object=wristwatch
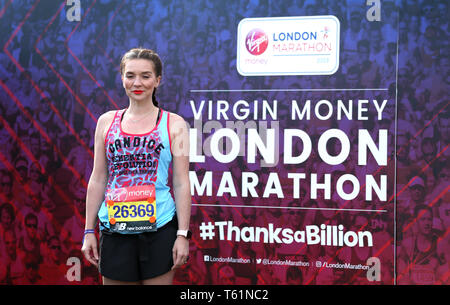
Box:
[177,229,192,239]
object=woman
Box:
[81,48,191,285]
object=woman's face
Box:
[1,209,12,228]
[122,59,161,103]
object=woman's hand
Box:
[81,233,99,267]
[171,236,189,270]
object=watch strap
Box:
[177,229,191,239]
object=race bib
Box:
[105,185,157,233]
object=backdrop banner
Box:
[0,0,448,285]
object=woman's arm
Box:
[169,113,191,269]
[81,111,113,266]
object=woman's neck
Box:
[127,99,157,116]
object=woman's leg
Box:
[102,276,140,285]
[141,269,175,285]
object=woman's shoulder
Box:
[165,110,188,134]
[97,110,120,126]
[164,109,185,124]
[95,110,122,135]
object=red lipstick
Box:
[132,90,144,95]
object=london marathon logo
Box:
[245,28,268,55]
[237,16,340,76]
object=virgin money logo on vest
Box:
[245,29,268,55]
[106,185,155,202]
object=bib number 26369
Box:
[106,185,157,233]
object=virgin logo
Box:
[245,29,268,55]
[106,185,155,202]
[107,188,128,202]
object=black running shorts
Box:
[99,216,177,282]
